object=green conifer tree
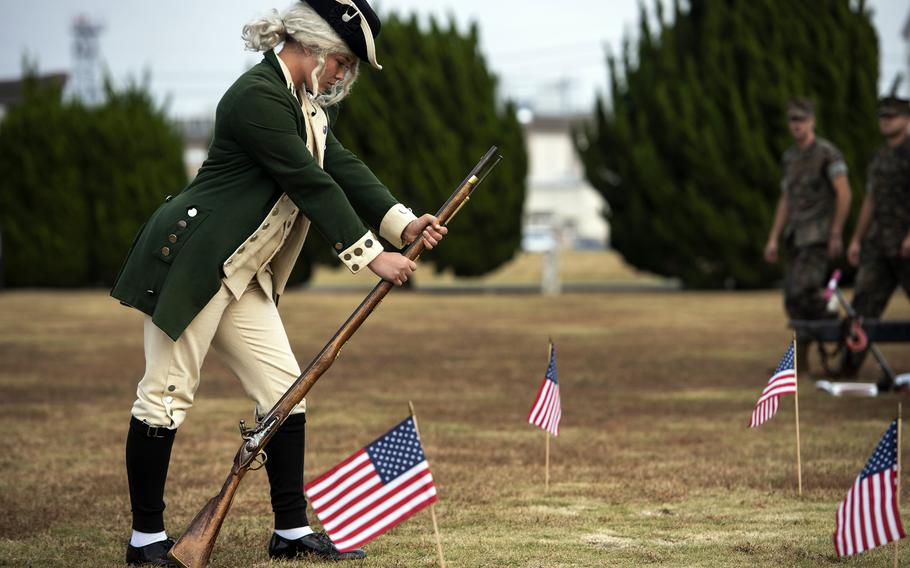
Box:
[290,14,527,284]
[576,0,878,288]
[0,76,91,286]
[0,73,186,286]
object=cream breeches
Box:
[131,276,303,429]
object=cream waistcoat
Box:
[222,60,328,301]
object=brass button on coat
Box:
[334,242,343,250]
[177,220,187,229]
[187,207,198,217]
[168,234,178,244]
[161,246,171,256]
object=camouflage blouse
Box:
[865,136,910,256]
[780,137,848,247]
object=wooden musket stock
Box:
[169,146,502,568]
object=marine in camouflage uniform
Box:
[842,94,910,378]
[765,99,852,320]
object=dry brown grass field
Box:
[308,250,674,290]
[1,287,909,567]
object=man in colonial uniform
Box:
[112,1,446,563]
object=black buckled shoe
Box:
[268,532,366,561]
[125,537,176,566]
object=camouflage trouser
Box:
[841,252,910,377]
[783,242,829,320]
[853,252,910,318]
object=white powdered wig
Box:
[241,2,360,106]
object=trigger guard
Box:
[249,451,268,471]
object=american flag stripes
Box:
[304,417,438,553]
[528,342,562,436]
[833,420,905,557]
[748,342,798,428]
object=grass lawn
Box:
[307,250,675,290]
[1,288,908,567]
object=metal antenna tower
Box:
[68,15,104,105]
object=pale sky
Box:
[1,0,908,118]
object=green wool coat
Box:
[111,50,400,340]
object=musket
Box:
[169,146,502,568]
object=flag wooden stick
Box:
[545,339,553,493]
[895,402,903,568]
[545,432,550,493]
[408,401,447,568]
[793,336,803,497]
[428,501,446,568]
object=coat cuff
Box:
[337,231,382,274]
[379,204,418,249]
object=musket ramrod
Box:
[168,146,502,568]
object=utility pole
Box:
[541,224,562,296]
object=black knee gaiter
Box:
[125,416,177,533]
[263,413,308,529]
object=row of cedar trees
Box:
[576,0,880,288]
[0,15,527,288]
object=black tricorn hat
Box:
[305,0,382,70]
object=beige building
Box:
[521,113,609,251]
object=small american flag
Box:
[528,342,562,436]
[748,342,797,428]
[833,419,905,557]
[304,417,437,553]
